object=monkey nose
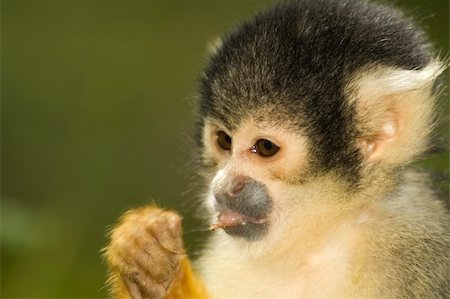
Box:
[227,176,248,197]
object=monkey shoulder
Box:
[355,179,450,298]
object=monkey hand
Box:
[105,206,184,299]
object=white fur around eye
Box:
[212,169,226,186]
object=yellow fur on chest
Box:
[201,229,355,299]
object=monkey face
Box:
[202,117,309,241]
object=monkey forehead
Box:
[199,0,431,126]
[198,0,433,181]
[205,112,301,139]
[204,105,300,133]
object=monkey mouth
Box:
[210,210,268,230]
[209,210,270,240]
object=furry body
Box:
[105,0,449,298]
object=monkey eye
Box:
[253,139,280,157]
[216,131,232,151]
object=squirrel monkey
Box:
[104,0,449,298]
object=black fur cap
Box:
[197,0,432,181]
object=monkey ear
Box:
[347,62,444,166]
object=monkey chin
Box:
[210,209,270,241]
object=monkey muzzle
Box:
[210,176,273,241]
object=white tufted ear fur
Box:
[346,61,445,166]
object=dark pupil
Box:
[217,131,232,150]
[263,141,272,151]
[257,139,279,157]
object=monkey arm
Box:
[105,206,209,299]
[165,257,209,299]
[108,256,208,299]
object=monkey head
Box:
[195,0,443,244]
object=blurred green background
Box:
[1,0,448,298]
